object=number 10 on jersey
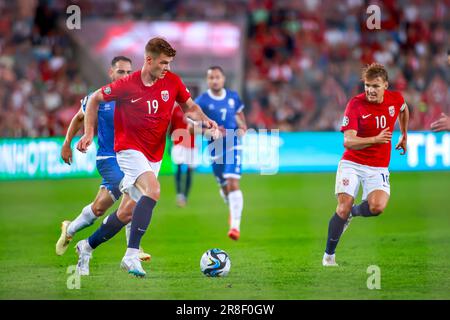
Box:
[147,100,159,114]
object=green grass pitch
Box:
[0,171,449,299]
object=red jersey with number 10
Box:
[101,70,191,162]
[340,90,407,168]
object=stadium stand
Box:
[0,0,448,136]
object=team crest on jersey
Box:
[342,178,349,186]
[228,98,235,108]
[342,116,349,127]
[161,90,169,102]
[104,86,111,95]
[208,104,215,110]
[389,105,395,117]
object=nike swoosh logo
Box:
[362,114,372,119]
[131,98,142,103]
[138,228,146,232]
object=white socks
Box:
[228,190,243,231]
[83,240,94,253]
[125,247,140,257]
[67,203,97,237]
[125,222,131,245]
[219,188,229,204]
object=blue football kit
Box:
[195,89,244,186]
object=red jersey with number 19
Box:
[340,90,407,168]
[101,70,191,162]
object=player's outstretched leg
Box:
[121,172,158,277]
[56,203,97,256]
[56,188,114,255]
[226,178,243,241]
[323,194,353,266]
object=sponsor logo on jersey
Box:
[342,116,349,126]
[228,98,235,108]
[102,103,111,111]
[161,90,170,102]
[208,104,215,110]
[362,114,372,119]
[104,86,111,95]
[389,105,395,117]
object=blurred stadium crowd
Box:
[0,0,448,136]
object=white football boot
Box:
[56,220,72,255]
[121,255,146,277]
[75,240,92,276]
[322,253,339,267]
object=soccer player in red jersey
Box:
[169,104,196,207]
[323,63,409,266]
[77,37,218,277]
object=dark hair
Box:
[362,63,388,82]
[111,56,132,67]
[145,37,176,58]
[207,66,225,75]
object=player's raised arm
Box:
[61,107,85,164]
[343,128,392,150]
[77,89,104,153]
[395,103,409,155]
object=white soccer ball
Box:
[200,248,231,277]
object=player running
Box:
[76,37,218,277]
[56,56,150,263]
[195,66,247,241]
[323,63,409,266]
[169,104,196,207]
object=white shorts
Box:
[117,149,162,202]
[335,160,390,201]
[171,144,197,168]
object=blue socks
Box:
[175,165,192,199]
[88,211,126,249]
[175,165,182,195]
[351,201,375,217]
[325,213,347,255]
[128,196,157,249]
[185,167,192,198]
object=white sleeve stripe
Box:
[237,105,244,113]
[400,102,407,112]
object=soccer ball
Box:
[200,248,231,277]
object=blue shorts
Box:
[96,157,124,201]
[211,148,242,187]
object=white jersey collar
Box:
[207,89,226,101]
